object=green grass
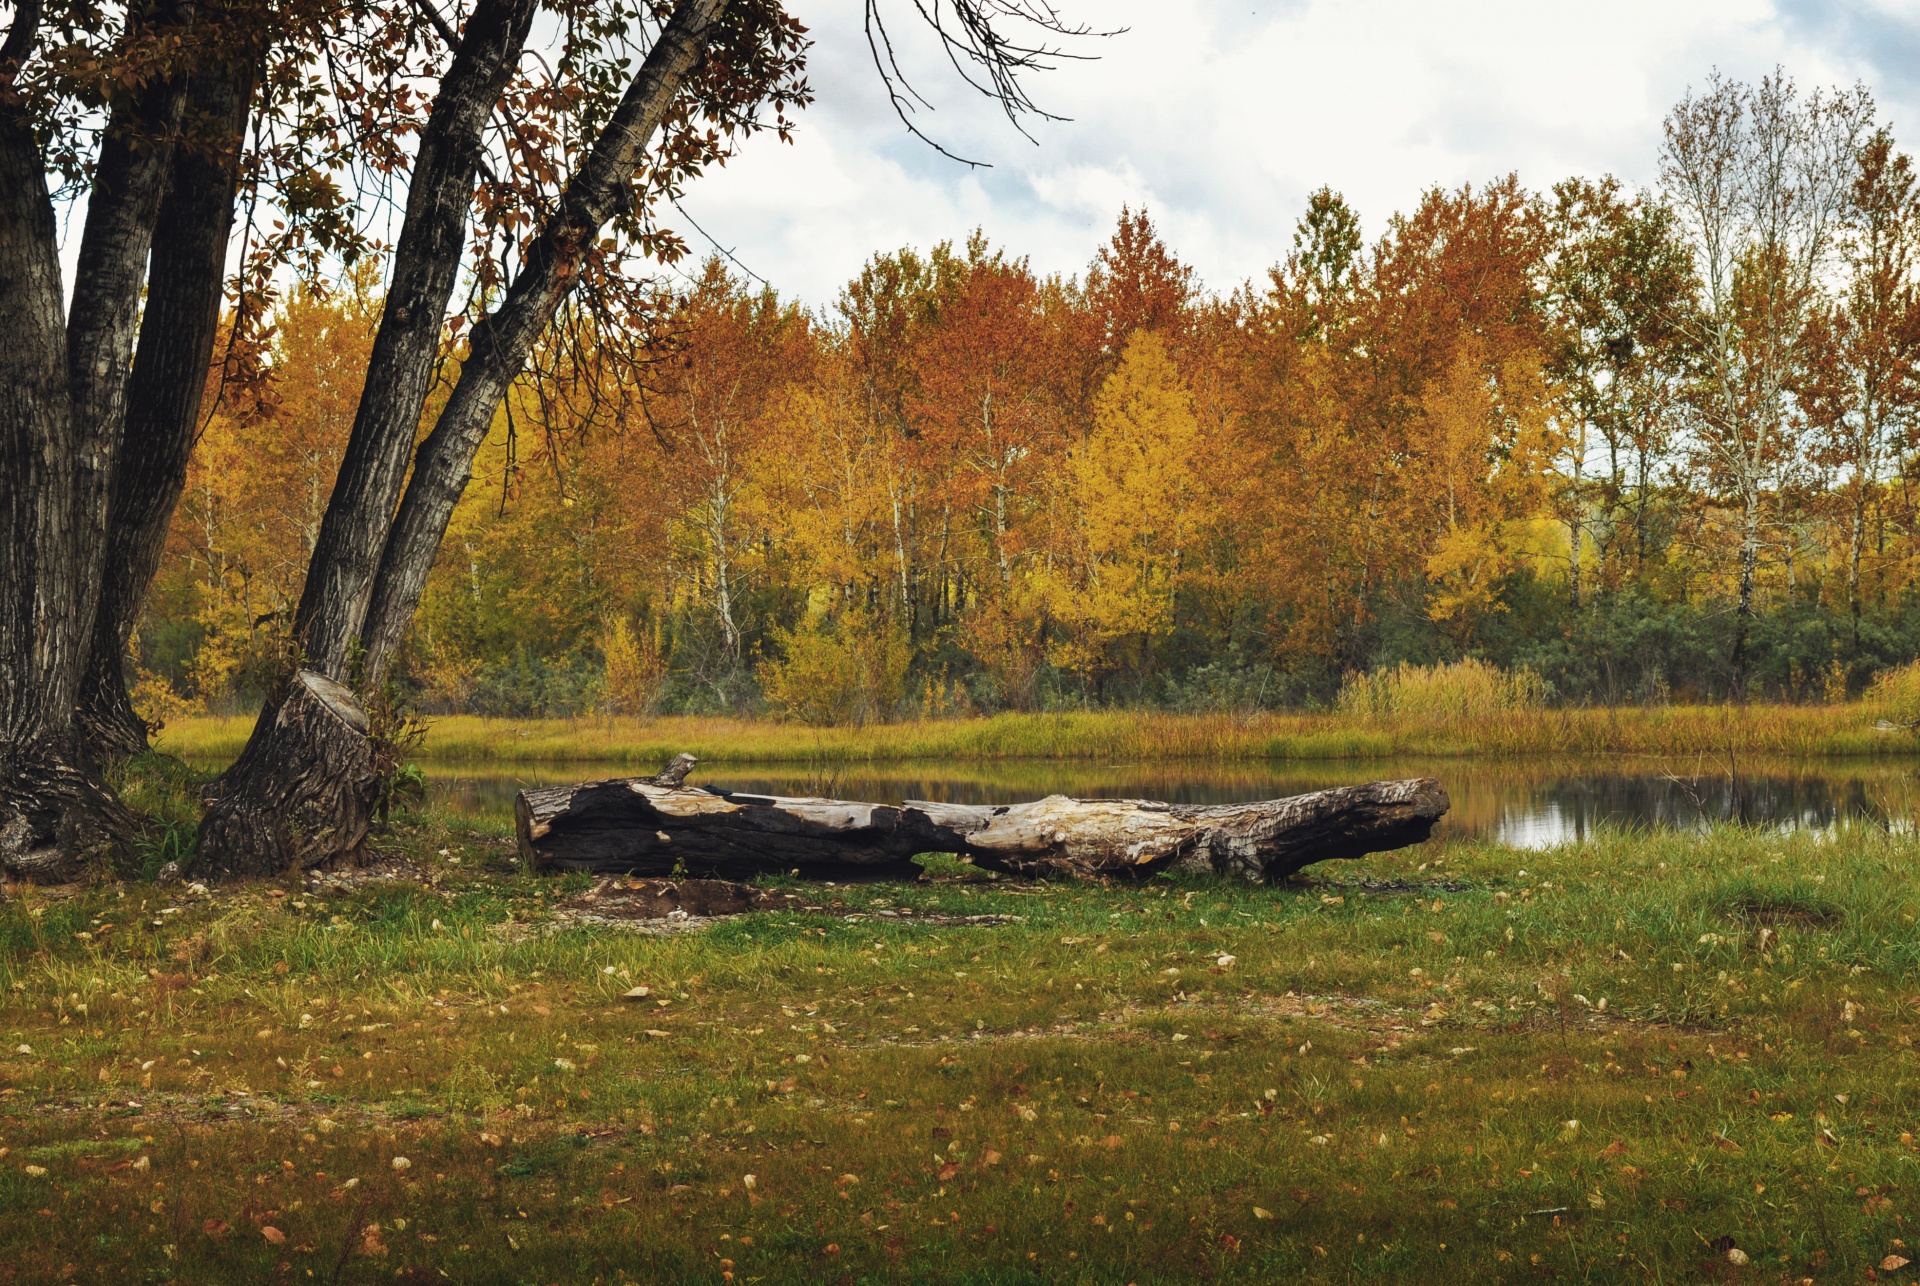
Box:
[4,781,1920,1281]
[159,703,1920,767]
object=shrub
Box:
[759,609,910,726]
[1337,657,1547,719]
[1866,658,1920,727]
[599,617,666,717]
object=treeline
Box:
[138,75,1920,722]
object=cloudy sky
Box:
[658,0,1920,307]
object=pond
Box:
[412,757,1920,849]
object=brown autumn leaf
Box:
[1099,1135,1124,1150]
[201,1218,229,1239]
[260,1226,286,1245]
[1883,1254,1911,1272]
[936,1162,960,1181]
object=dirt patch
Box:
[1726,898,1841,929]
[569,878,808,920]
[552,878,1025,934]
[1307,878,1476,895]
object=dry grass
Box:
[158,701,1915,768]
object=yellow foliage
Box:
[758,608,911,726]
[1045,331,1205,677]
[1338,658,1547,720]
[1417,346,1562,639]
[600,617,666,716]
[1867,660,1920,725]
[129,668,201,733]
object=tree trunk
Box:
[205,0,730,877]
[198,0,542,875]
[516,768,1448,883]
[79,54,260,760]
[0,2,182,878]
[357,0,728,687]
[279,0,543,684]
[197,671,377,878]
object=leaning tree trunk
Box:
[202,0,728,878]
[197,671,378,878]
[197,0,544,875]
[79,53,261,761]
[516,766,1448,882]
[358,0,729,687]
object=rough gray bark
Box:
[0,0,186,878]
[283,0,544,684]
[516,771,1448,882]
[359,0,728,687]
[914,778,1450,880]
[79,54,260,760]
[197,671,378,878]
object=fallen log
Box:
[516,757,1448,882]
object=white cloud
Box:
[664,0,1920,306]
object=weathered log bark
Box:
[196,671,377,879]
[912,777,1451,881]
[516,779,941,880]
[516,764,1448,883]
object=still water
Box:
[420,757,1920,849]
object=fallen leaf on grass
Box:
[937,1163,960,1181]
[261,1227,286,1245]
[201,1219,228,1239]
[1253,1207,1273,1220]
[1726,1247,1749,1265]
[1884,1255,1911,1272]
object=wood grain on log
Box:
[517,764,1448,883]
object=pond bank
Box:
[158,704,1920,766]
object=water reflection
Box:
[419,757,1920,850]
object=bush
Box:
[1337,657,1547,719]
[759,610,910,726]
[1866,659,1920,727]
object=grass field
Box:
[3,782,1919,1282]
[157,703,1920,766]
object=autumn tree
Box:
[1801,129,1920,647]
[1044,331,1206,683]
[1542,176,1695,601]
[1660,71,1873,684]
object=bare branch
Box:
[864,0,1115,168]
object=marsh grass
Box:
[1336,659,1548,720]
[159,701,1920,768]
[2,793,1919,1282]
